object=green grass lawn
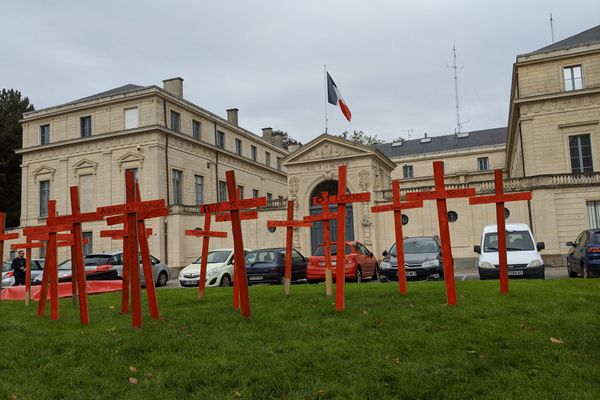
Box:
[1,279,600,399]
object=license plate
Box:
[406,271,417,277]
[184,280,198,285]
[508,270,523,276]
[248,276,263,281]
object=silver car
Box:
[84,251,170,287]
[2,259,45,287]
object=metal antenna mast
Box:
[447,45,464,134]
[550,13,555,43]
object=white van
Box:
[474,223,545,280]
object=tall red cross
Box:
[304,192,337,297]
[267,200,311,295]
[185,211,227,301]
[200,170,267,318]
[96,171,167,328]
[406,161,475,306]
[469,169,532,294]
[9,239,42,306]
[371,180,423,295]
[312,165,371,312]
[0,212,19,302]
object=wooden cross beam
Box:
[469,169,532,295]
[371,180,423,295]
[9,239,42,306]
[312,165,372,312]
[184,211,228,301]
[406,161,475,306]
[215,210,258,222]
[199,171,266,318]
[304,192,337,297]
[267,200,311,295]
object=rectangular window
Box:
[569,134,593,174]
[170,110,181,132]
[124,107,139,129]
[79,174,94,212]
[40,124,50,145]
[267,192,273,202]
[194,175,203,205]
[82,232,93,255]
[402,165,414,179]
[192,120,201,140]
[39,180,50,217]
[277,157,282,171]
[251,145,257,161]
[237,185,244,199]
[477,157,490,171]
[39,241,47,259]
[80,116,92,137]
[265,151,271,167]
[563,65,583,91]
[172,169,183,205]
[235,138,242,156]
[587,201,600,229]
[216,130,225,149]
[253,189,259,198]
[219,180,228,202]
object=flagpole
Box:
[324,64,328,134]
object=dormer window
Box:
[563,65,583,91]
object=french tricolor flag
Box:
[327,72,352,122]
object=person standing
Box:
[11,250,26,286]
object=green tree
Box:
[338,130,384,146]
[0,89,34,227]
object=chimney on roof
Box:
[226,108,239,126]
[262,127,273,143]
[288,143,302,153]
[271,130,284,148]
[163,77,184,98]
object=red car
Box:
[307,241,378,283]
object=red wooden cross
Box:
[406,161,475,306]
[185,211,227,301]
[371,180,423,295]
[215,210,258,222]
[469,169,532,294]
[304,192,337,297]
[312,165,371,312]
[96,171,167,328]
[0,213,19,288]
[200,171,267,318]
[267,200,311,295]
[9,239,42,306]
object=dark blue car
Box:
[245,248,308,284]
[566,229,600,278]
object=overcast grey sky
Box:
[1,1,598,143]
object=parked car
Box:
[566,228,600,278]
[245,248,308,284]
[306,241,378,283]
[32,259,120,285]
[2,259,45,287]
[179,248,251,288]
[83,252,170,287]
[379,236,444,282]
[474,223,545,280]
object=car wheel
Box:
[567,262,578,278]
[220,274,232,287]
[372,263,379,280]
[156,271,168,287]
[356,268,362,283]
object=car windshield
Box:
[246,251,279,264]
[193,251,231,264]
[84,255,112,266]
[313,244,351,256]
[484,230,535,252]
[58,260,72,270]
[390,238,438,255]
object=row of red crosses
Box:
[0,170,168,328]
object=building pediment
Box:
[283,134,396,170]
[116,152,144,170]
[32,165,56,181]
[72,159,99,174]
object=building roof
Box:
[524,24,600,56]
[375,127,506,159]
[67,84,147,105]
